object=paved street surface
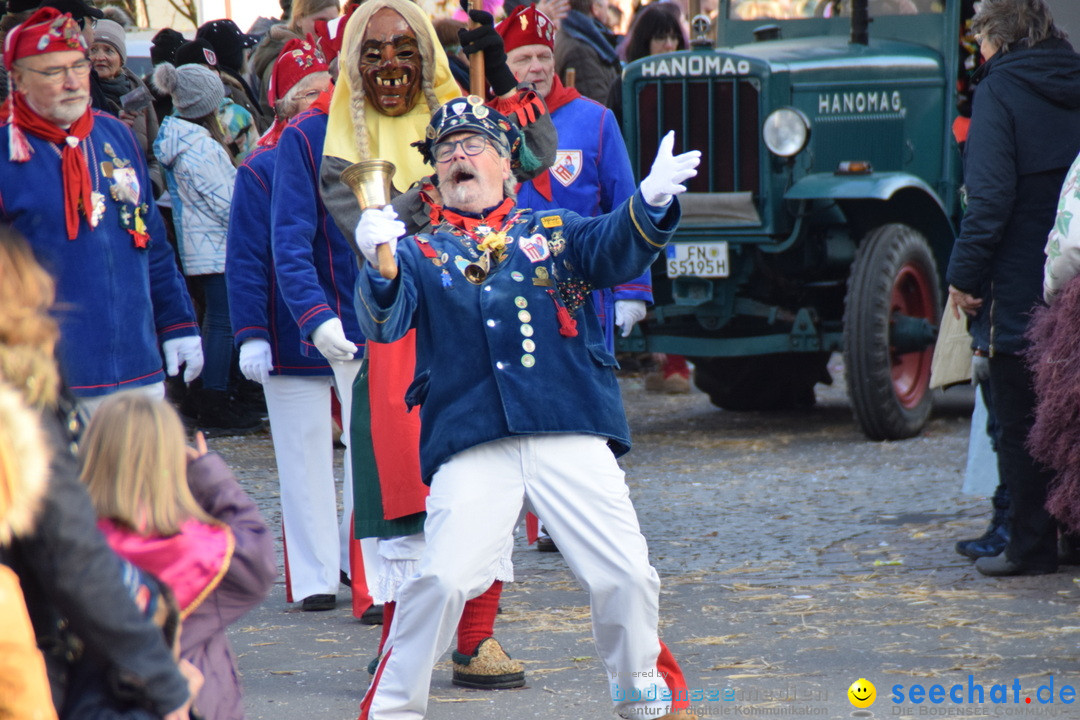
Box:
[211,358,1080,720]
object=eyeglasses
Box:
[433,135,490,163]
[17,59,93,84]
[296,89,323,103]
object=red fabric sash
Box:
[528,77,580,202]
[368,331,428,520]
[13,93,94,240]
[98,517,234,618]
[437,197,517,235]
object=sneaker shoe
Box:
[956,523,1008,560]
[644,371,666,392]
[662,372,691,394]
[300,593,337,611]
[536,530,559,553]
[360,604,384,625]
[974,554,1056,577]
[452,637,525,689]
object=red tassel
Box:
[9,121,31,163]
[556,304,577,337]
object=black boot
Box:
[956,511,1009,560]
[189,388,263,437]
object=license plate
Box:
[666,242,730,278]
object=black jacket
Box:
[0,402,190,717]
[947,37,1080,355]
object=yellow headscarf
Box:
[324,0,462,190]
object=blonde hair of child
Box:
[80,393,216,535]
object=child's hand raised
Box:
[186,431,208,462]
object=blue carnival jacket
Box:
[271,107,366,360]
[355,191,678,482]
[946,37,1080,355]
[0,111,198,397]
[226,144,332,376]
[517,95,652,353]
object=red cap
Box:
[497,5,556,53]
[267,37,330,109]
[3,7,87,72]
[312,4,356,64]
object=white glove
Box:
[162,336,204,383]
[354,206,405,267]
[239,338,273,385]
[614,299,647,338]
[311,317,358,362]
[639,131,702,208]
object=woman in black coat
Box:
[946,0,1080,577]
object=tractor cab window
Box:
[728,0,942,20]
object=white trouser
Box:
[366,434,671,720]
[264,360,376,599]
[76,382,165,423]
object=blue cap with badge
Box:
[414,95,525,170]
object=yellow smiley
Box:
[847,678,876,708]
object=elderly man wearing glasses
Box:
[0,7,202,419]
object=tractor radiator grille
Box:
[634,78,760,194]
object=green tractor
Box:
[619,0,976,439]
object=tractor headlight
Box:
[762,107,810,158]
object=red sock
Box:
[377,601,395,656]
[456,581,502,655]
[663,354,690,378]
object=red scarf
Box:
[12,93,94,240]
[529,76,581,202]
[436,197,517,236]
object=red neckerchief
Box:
[438,197,517,238]
[528,77,581,202]
[13,93,94,240]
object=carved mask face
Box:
[359,8,421,117]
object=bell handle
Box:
[376,240,398,280]
[468,0,486,97]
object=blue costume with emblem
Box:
[516,94,652,352]
[272,105,366,357]
[227,143,332,376]
[355,191,677,482]
[0,110,198,397]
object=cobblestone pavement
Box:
[211,361,1080,720]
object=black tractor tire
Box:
[843,223,941,440]
[692,352,832,412]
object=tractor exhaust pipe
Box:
[851,0,869,45]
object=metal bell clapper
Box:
[341,160,398,280]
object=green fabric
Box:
[351,359,426,539]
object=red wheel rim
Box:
[890,262,935,409]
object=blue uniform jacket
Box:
[355,191,678,482]
[226,144,332,376]
[946,38,1080,355]
[271,107,366,360]
[0,111,198,397]
[516,96,652,352]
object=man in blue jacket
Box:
[352,98,700,720]
[947,0,1080,577]
[0,6,202,418]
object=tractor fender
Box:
[785,172,956,283]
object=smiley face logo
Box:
[847,678,876,708]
